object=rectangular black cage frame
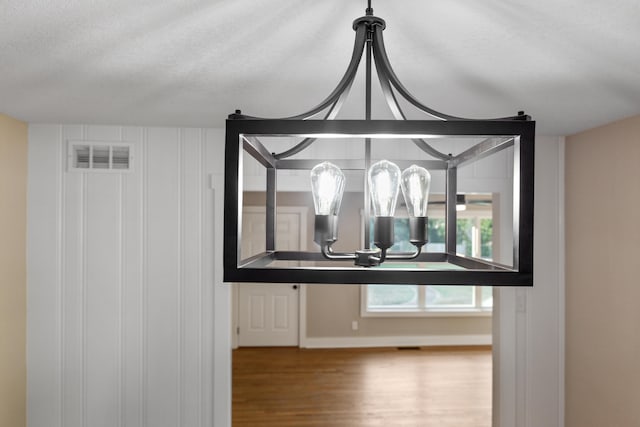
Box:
[224,119,535,286]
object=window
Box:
[362,195,494,317]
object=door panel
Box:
[236,208,305,346]
[238,284,299,346]
[248,295,265,330]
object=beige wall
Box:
[244,191,492,338]
[566,115,640,426]
[0,114,28,427]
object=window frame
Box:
[361,285,493,317]
[360,198,495,318]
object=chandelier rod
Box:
[363,11,373,249]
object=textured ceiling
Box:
[1,0,639,135]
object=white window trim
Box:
[360,286,493,318]
[360,195,495,318]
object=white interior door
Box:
[238,283,300,346]
[236,207,306,347]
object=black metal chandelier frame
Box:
[223,3,535,286]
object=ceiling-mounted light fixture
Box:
[224,1,535,285]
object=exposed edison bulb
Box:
[368,160,401,217]
[400,165,431,217]
[310,162,345,216]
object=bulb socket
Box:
[374,216,395,250]
[409,216,429,247]
[314,214,338,245]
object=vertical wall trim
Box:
[58,125,65,427]
[118,171,125,427]
[81,125,88,427]
[118,129,125,427]
[178,129,184,427]
[522,136,565,427]
[198,130,204,427]
[522,291,530,427]
[557,139,566,427]
[141,129,148,427]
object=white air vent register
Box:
[68,141,133,172]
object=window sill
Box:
[361,308,493,318]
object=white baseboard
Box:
[301,334,492,349]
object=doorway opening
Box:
[231,199,494,426]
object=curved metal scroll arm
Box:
[274,76,356,159]
[273,138,315,160]
[372,25,527,122]
[373,50,451,160]
[234,24,368,121]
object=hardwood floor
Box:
[233,346,492,427]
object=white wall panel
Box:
[526,136,565,427]
[27,124,64,427]
[180,128,205,427]
[208,129,230,427]
[86,172,121,427]
[122,126,145,427]
[28,124,223,427]
[59,125,83,427]
[493,136,565,427]
[145,127,181,427]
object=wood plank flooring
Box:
[233,346,492,427]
